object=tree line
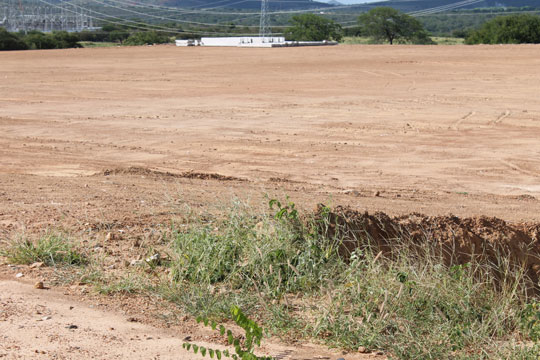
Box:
[0,26,174,51]
[2,8,540,50]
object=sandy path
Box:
[0,275,376,360]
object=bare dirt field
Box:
[1,44,540,358]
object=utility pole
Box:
[259,0,270,42]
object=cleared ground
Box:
[1,44,540,357]
[1,44,540,227]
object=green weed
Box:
[1,234,86,267]
[157,199,538,359]
[183,306,273,360]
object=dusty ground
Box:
[1,275,378,360]
[1,44,540,358]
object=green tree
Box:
[358,7,434,45]
[284,14,343,42]
[123,31,171,46]
[22,31,58,49]
[466,14,540,44]
[21,31,80,50]
[51,31,81,48]
[0,28,28,50]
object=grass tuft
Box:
[1,234,86,267]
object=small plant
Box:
[183,306,273,360]
[1,234,86,267]
[520,300,540,342]
[269,197,298,222]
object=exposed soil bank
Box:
[324,206,540,288]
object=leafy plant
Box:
[268,197,298,222]
[183,306,273,360]
[520,300,540,342]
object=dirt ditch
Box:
[323,206,540,289]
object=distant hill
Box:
[152,0,540,13]
[161,0,333,11]
[155,0,540,11]
[362,0,540,12]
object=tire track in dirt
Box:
[450,111,475,130]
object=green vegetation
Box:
[284,14,343,42]
[23,31,81,50]
[431,36,464,45]
[79,41,118,48]
[358,7,435,45]
[1,199,539,358]
[465,14,540,44]
[151,200,538,358]
[0,30,82,51]
[1,234,86,267]
[183,306,272,360]
[0,26,173,51]
[0,28,29,50]
[123,31,172,46]
[341,36,373,45]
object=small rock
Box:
[375,351,384,355]
[145,253,160,265]
[66,324,78,330]
[15,273,24,278]
[130,259,143,266]
[34,281,44,289]
[42,316,51,321]
[30,262,44,269]
[374,191,381,197]
[358,346,368,353]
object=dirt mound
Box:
[102,167,246,182]
[322,206,540,288]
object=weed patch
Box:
[154,200,539,359]
[1,234,87,267]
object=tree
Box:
[284,14,343,42]
[358,7,434,45]
[465,14,540,44]
[123,31,171,46]
[0,28,28,51]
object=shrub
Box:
[123,31,171,46]
[0,28,28,50]
[22,31,81,50]
[466,14,540,44]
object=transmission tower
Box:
[259,0,270,41]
